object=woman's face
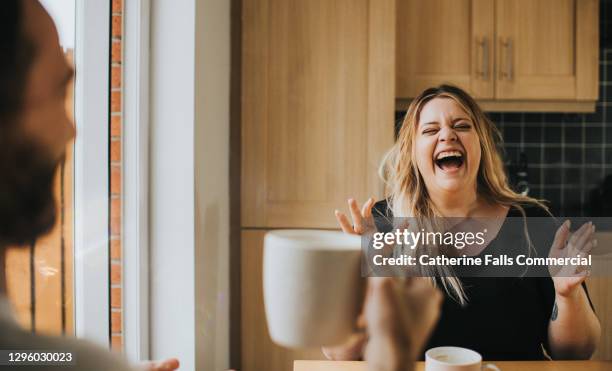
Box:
[414,97,481,194]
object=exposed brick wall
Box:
[110,0,123,352]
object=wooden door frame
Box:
[229,0,243,368]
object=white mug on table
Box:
[425,347,500,371]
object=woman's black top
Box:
[372,200,594,361]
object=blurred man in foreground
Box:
[0,1,177,370]
[326,277,442,371]
[0,1,441,371]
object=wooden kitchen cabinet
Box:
[396,0,495,99]
[496,0,598,100]
[242,0,395,228]
[588,232,612,361]
[396,0,599,112]
[241,231,325,371]
[588,277,612,361]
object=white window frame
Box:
[106,1,232,369]
[146,1,231,369]
[123,0,151,362]
[74,0,152,356]
[73,0,111,347]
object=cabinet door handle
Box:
[476,38,484,79]
[476,38,489,80]
[506,38,513,81]
[500,38,513,81]
[482,37,489,80]
[476,37,489,80]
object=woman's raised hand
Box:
[549,220,597,297]
[335,198,376,235]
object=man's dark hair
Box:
[0,0,57,246]
[0,1,32,117]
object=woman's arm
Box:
[547,221,601,359]
[548,286,601,359]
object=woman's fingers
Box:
[349,199,365,234]
[568,222,590,247]
[337,198,378,235]
[573,223,595,251]
[362,197,377,229]
[552,220,571,250]
[335,210,356,235]
[361,197,375,219]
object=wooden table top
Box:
[294,360,612,371]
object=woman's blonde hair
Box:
[379,85,549,304]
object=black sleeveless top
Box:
[372,200,594,361]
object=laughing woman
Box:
[325,85,601,361]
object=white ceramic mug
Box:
[425,347,500,371]
[263,229,363,348]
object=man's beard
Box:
[0,135,61,246]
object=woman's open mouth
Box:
[434,150,465,173]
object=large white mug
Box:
[263,229,363,348]
[425,347,500,371]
